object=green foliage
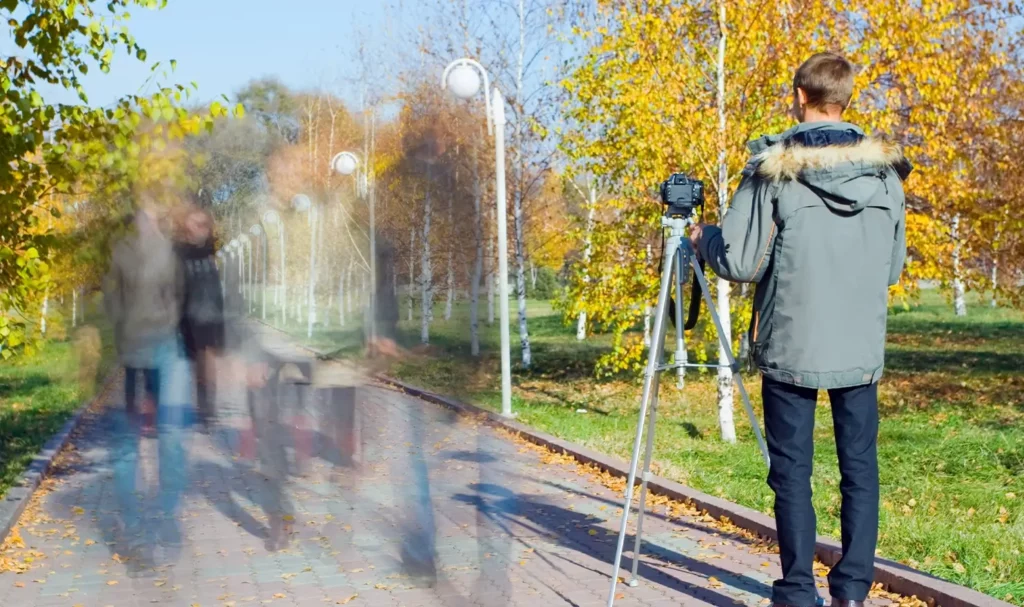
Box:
[0,0,227,359]
[529,266,561,300]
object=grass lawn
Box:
[0,298,115,498]
[268,289,1023,604]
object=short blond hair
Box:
[794,52,855,112]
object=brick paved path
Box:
[1,361,895,607]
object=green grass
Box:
[0,297,116,498]
[269,289,1024,604]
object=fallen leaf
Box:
[708,576,723,588]
[336,595,358,605]
[72,507,85,515]
[349,568,363,573]
[273,593,287,599]
[953,563,967,574]
[33,579,46,584]
[14,582,25,588]
[84,539,95,546]
[107,580,119,586]
[154,580,166,587]
[615,593,625,600]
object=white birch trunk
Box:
[512,0,532,368]
[487,232,496,325]
[422,184,434,343]
[471,142,484,356]
[990,259,998,308]
[951,213,967,317]
[716,0,736,444]
[409,227,416,323]
[40,290,48,337]
[530,260,537,292]
[577,182,596,341]
[338,271,346,326]
[72,288,78,328]
[445,179,455,321]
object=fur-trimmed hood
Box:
[755,136,904,181]
[745,122,909,213]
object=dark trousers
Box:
[124,367,159,414]
[762,376,880,606]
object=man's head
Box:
[791,52,855,123]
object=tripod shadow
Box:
[452,482,773,605]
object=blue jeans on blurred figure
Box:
[112,336,194,548]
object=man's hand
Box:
[689,223,707,248]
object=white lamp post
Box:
[263,210,286,324]
[228,238,242,299]
[292,193,317,339]
[332,150,376,352]
[238,234,252,312]
[442,57,513,418]
[250,224,266,320]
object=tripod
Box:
[606,215,771,607]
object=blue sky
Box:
[36,0,416,108]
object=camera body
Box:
[660,173,705,218]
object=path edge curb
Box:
[377,374,1011,607]
[0,370,118,546]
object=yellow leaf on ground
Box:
[273,593,287,599]
[106,580,118,586]
[84,539,95,546]
[336,595,358,605]
[72,507,84,515]
[14,582,25,588]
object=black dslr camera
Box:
[660,173,705,218]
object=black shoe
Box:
[831,601,865,607]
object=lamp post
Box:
[292,193,317,339]
[239,234,253,313]
[442,57,512,418]
[250,224,267,320]
[263,210,285,324]
[332,150,376,351]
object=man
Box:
[690,52,909,607]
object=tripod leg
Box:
[688,252,771,467]
[674,252,687,389]
[607,236,679,607]
[628,367,662,586]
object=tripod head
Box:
[661,215,705,332]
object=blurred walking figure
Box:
[174,203,225,428]
[104,209,182,424]
[103,206,190,565]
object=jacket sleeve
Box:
[889,199,907,286]
[697,174,777,283]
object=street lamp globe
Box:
[331,152,359,176]
[250,224,263,237]
[228,238,239,250]
[263,210,280,225]
[446,63,482,100]
[291,194,312,212]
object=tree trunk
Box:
[990,258,998,308]
[445,177,455,322]
[512,0,532,368]
[40,290,48,337]
[409,227,416,323]
[72,288,78,328]
[422,183,434,344]
[577,182,596,341]
[487,231,496,325]
[338,270,346,326]
[471,142,484,357]
[530,260,537,292]
[951,213,967,317]
[715,0,736,444]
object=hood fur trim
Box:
[755,137,904,181]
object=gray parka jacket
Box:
[698,121,909,389]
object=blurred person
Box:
[102,206,191,564]
[173,203,225,428]
[104,209,182,429]
[690,53,910,607]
